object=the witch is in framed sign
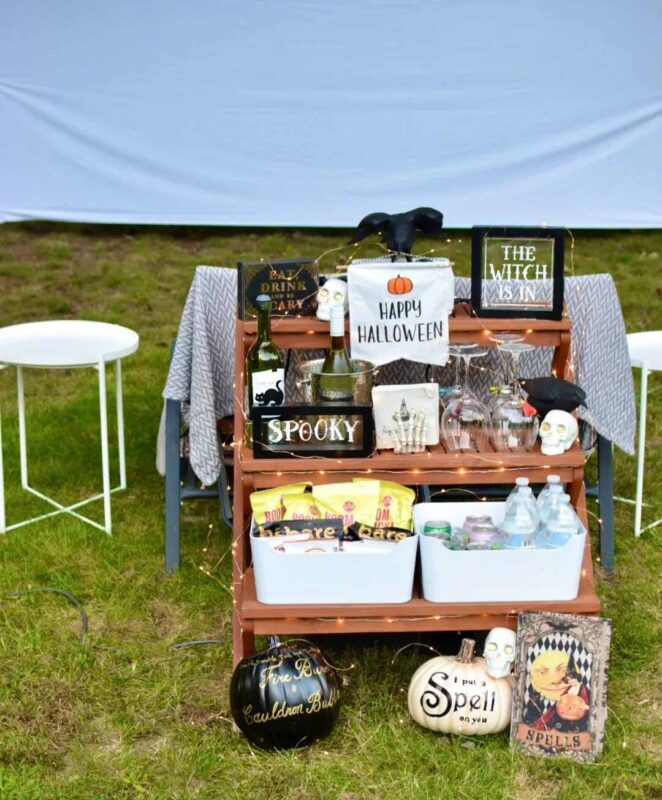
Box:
[510,612,612,762]
[471,226,565,320]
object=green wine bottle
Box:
[318,303,354,403]
[246,295,285,409]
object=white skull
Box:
[538,410,578,455]
[483,627,516,678]
[316,277,348,321]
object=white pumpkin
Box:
[408,638,512,735]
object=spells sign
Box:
[251,405,374,459]
[510,611,612,762]
[471,227,565,320]
[238,258,319,319]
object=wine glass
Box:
[488,332,525,401]
[500,341,535,399]
[490,388,539,452]
[441,348,490,452]
[490,341,539,452]
[440,344,477,410]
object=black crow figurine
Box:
[521,377,587,418]
[348,207,444,260]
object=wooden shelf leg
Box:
[552,330,572,380]
[232,608,255,667]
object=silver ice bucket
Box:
[295,359,377,405]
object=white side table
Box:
[0,320,139,535]
[627,331,662,537]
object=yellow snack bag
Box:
[313,481,379,528]
[283,493,321,520]
[250,483,311,524]
[353,478,415,530]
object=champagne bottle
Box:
[318,303,354,403]
[246,295,285,409]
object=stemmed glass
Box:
[490,340,539,452]
[440,344,477,410]
[501,341,535,398]
[488,332,524,406]
[441,347,490,452]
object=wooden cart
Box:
[231,305,600,665]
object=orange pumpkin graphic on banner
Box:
[387,274,413,295]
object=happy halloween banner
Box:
[348,260,454,366]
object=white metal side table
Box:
[626,331,662,537]
[0,320,139,535]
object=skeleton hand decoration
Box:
[483,628,516,678]
[538,410,578,455]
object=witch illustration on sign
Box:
[523,643,591,734]
[511,612,611,761]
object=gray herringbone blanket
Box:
[163,266,635,485]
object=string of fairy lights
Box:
[192,230,603,641]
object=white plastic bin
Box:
[414,502,586,603]
[250,519,418,604]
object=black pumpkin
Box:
[230,638,340,750]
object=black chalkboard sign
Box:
[251,405,374,459]
[471,227,564,320]
[238,258,319,319]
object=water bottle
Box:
[543,494,580,548]
[506,481,540,526]
[501,490,539,549]
[537,474,562,510]
[505,477,530,510]
[539,483,564,525]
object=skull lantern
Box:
[538,410,579,455]
[316,278,348,321]
[483,627,516,678]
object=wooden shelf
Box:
[242,304,572,349]
[241,567,600,636]
[239,440,586,483]
[230,304,598,666]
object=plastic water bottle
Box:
[505,477,530,510]
[543,494,580,548]
[506,480,540,526]
[501,489,539,549]
[537,474,562,510]
[539,483,564,525]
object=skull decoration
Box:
[316,277,348,321]
[538,410,579,455]
[483,627,516,679]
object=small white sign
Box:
[372,383,440,450]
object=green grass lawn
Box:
[0,224,660,800]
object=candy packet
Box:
[312,481,379,528]
[250,483,311,524]
[353,478,415,530]
[282,492,321,520]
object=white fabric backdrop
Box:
[1,1,661,228]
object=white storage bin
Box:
[414,501,586,603]
[250,519,418,604]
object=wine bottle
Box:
[246,295,285,409]
[318,303,354,403]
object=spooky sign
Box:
[251,405,374,458]
[348,259,455,366]
[471,227,565,320]
[238,258,319,319]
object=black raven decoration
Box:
[348,207,444,260]
[521,377,587,418]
